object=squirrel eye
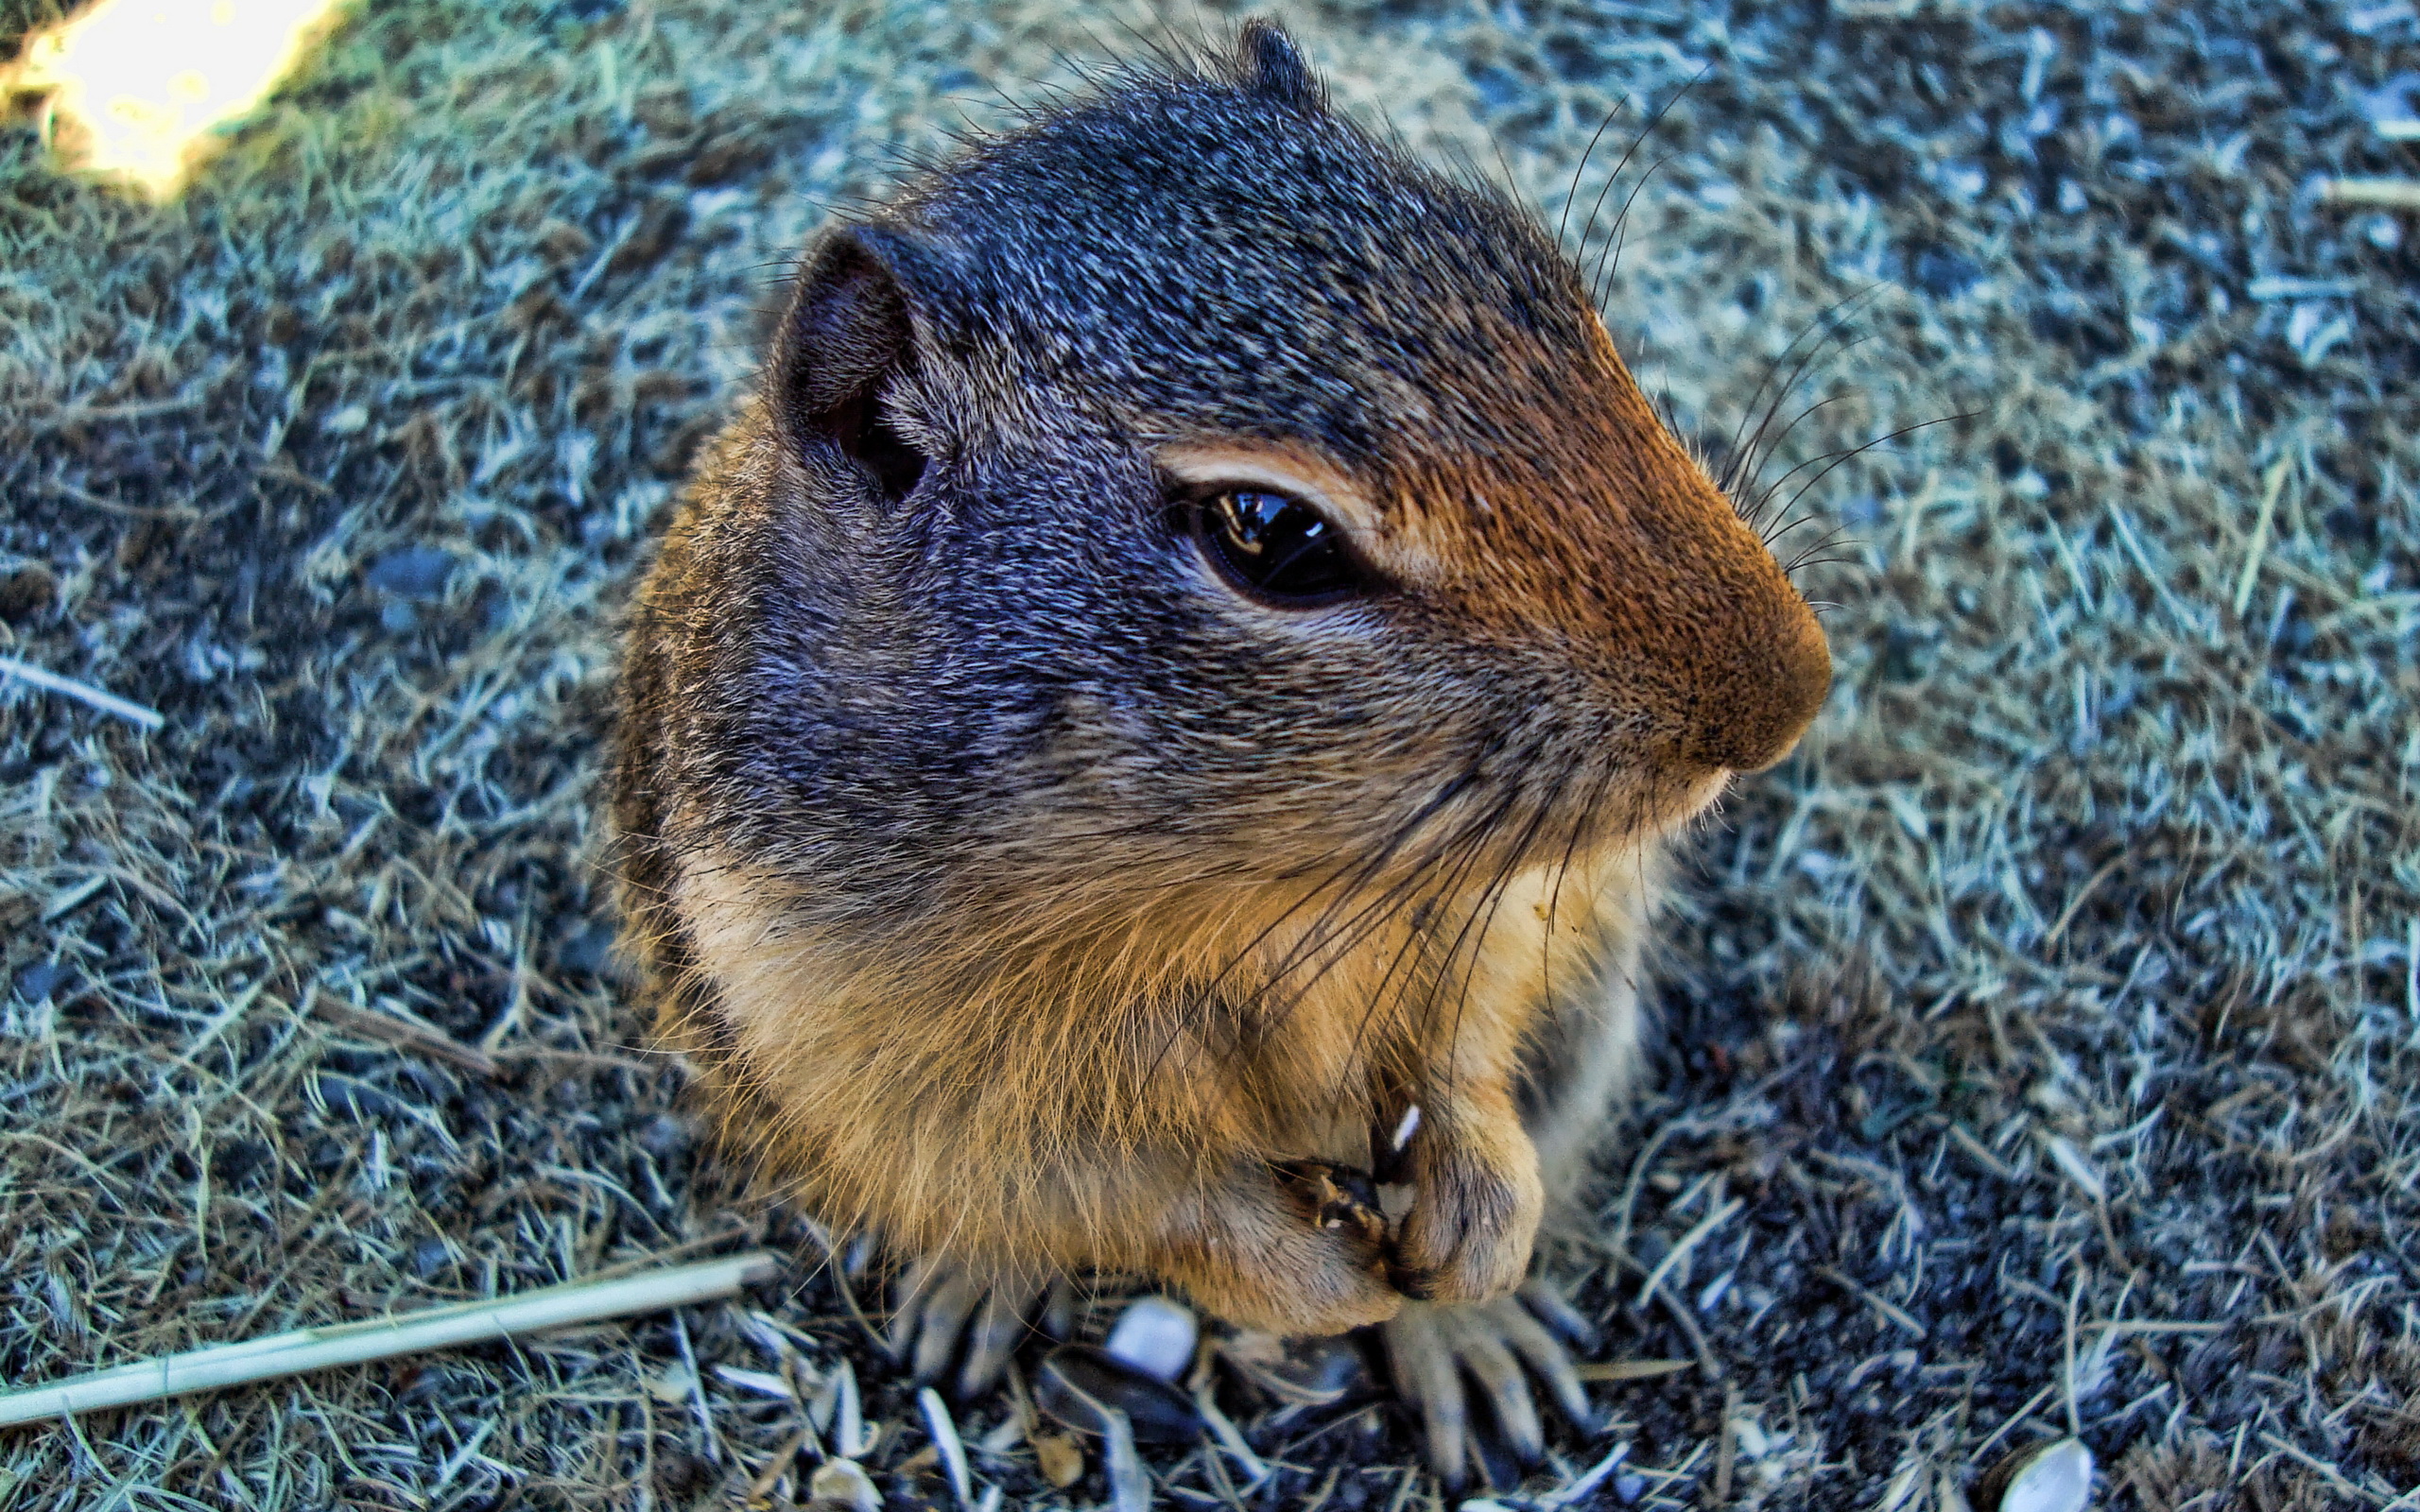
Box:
[1193,488,1361,605]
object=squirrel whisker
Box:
[1720,283,1887,499]
[1555,94,1634,256]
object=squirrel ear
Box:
[772,226,929,502]
[1234,19,1324,112]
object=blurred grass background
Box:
[0,0,2413,1505]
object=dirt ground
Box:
[1,0,2414,1506]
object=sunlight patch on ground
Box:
[3,0,350,198]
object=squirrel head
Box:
[699,19,1828,957]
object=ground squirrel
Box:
[610,20,1828,1485]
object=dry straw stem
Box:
[1572,1358,1691,1383]
[1534,1438,1632,1506]
[2313,176,2420,210]
[0,653,163,729]
[0,1250,777,1427]
[308,987,501,1077]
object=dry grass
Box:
[1,0,2413,1506]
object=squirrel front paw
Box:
[1386,1108,1544,1306]
[1154,1157,1405,1336]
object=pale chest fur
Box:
[666,844,1654,1265]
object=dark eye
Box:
[1193,488,1363,605]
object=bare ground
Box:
[1,0,2415,1506]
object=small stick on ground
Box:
[310,990,501,1078]
[1713,1383,1739,1505]
[1575,1359,1692,1383]
[2314,177,2420,211]
[0,1250,780,1427]
[0,655,164,730]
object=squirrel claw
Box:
[890,1256,1057,1399]
[1270,1159,1389,1248]
[1379,1282,1600,1490]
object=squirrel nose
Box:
[1680,587,1831,775]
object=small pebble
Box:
[367,546,457,601]
[1980,1437,2094,1512]
[1913,245,1985,300]
[2348,0,2417,34]
[1468,64,1522,112]
[1033,1429,1084,1488]
[11,959,74,1005]
[556,920,617,975]
[0,563,57,624]
[634,1112,690,1160]
[805,1457,880,1512]
[1612,1471,1647,1503]
[2363,74,2420,139]
[1103,1295,1197,1383]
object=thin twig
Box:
[0,655,164,730]
[0,1251,779,1426]
[1637,1197,1743,1310]
[1967,1382,2055,1466]
[1574,1359,1692,1383]
[309,990,501,1078]
[2232,455,2292,617]
[2314,176,2420,211]
[1816,1266,1927,1340]
[1715,1383,1739,1503]
[1537,1438,1632,1506]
